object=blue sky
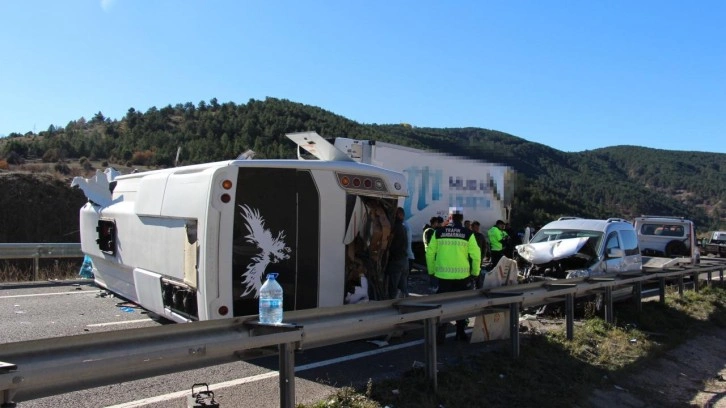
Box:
[1,1,724,153]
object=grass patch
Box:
[299,285,726,408]
[0,259,83,282]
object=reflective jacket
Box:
[425,222,481,280]
[488,226,508,251]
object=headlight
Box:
[565,269,590,279]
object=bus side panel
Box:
[232,168,320,316]
[310,170,346,308]
[294,170,321,310]
[80,200,185,304]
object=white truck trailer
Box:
[290,133,515,244]
[73,132,408,322]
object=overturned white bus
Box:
[73,132,408,322]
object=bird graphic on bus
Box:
[238,204,291,298]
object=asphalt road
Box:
[0,275,494,408]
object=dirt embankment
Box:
[0,172,87,243]
[586,326,726,408]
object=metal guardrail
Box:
[0,259,724,407]
[0,243,83,281]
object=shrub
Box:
[5,151,25,165]
[54,161,71,175]
[42,149,60,163]
[130,150,154,165]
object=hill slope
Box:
[0,97,724,243]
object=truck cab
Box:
[701,231,726,258]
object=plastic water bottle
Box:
[259,273,283,324]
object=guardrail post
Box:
[707,271,713,288]
[604,286,613,324]
[279,342,295,408]
[720,268,724,283]
[509,303,519,359]
[424,317,438,392]
[32,253,40,282]
[693,272,700,293]
[565,294,574,340]
[396,303,442,393]
[633,282,642,314]
[659,277,666,304]
[245,321,302,408]
[678,275,684,296]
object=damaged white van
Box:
[516,217,642,282]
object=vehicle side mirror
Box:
[607,248,625,258]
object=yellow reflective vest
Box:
[488,226,508,251]
[425,223,481,280]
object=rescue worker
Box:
[470,221,488,262]
[385,207,409,299]
[423,216,443,249]
[470,221,488,288]
[488,220,509,267]
[423,216,444,294]
[426,207,481,343]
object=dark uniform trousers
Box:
[437,277,471,342]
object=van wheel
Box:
[665,240,688,257]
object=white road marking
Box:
[106,338,428,407]
[107,372,279,408]
[87,319,152,327]
[0,291,98,299]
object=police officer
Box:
[426,207,481,343]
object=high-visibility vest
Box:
[425,223,481,280]
[488,226,508,251]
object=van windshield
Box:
[531,229,603,245]
[530,228,604,257]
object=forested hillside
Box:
[1,97,724,243]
